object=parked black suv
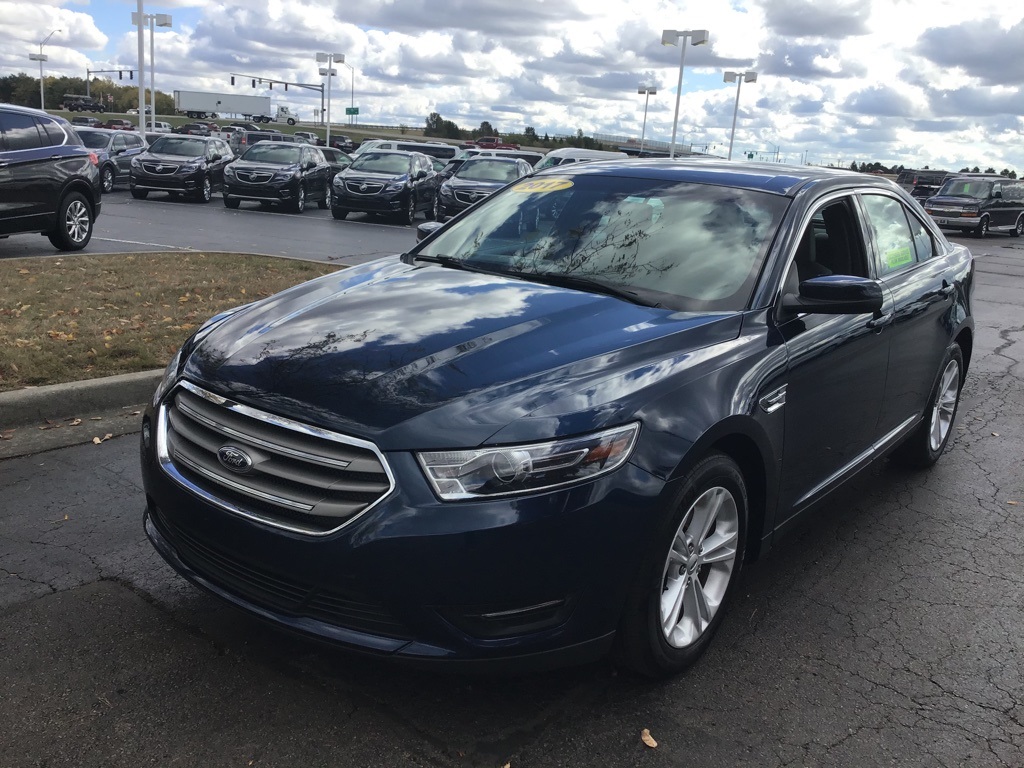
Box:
[923,174,1024,238]
[223,141,332,213]
[0,103,103,251]
[433,156,533,221]
[129,134,233,202]
[76,128,148,192]
[331,150,438,223]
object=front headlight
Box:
[224,166,236,178]
[385,179,407,192]
[417,423,639,500]
[130,157,142,169]
[152,346,183,407]
[333,174,345,188]
[439,184,455,201]
[178,162,203,173]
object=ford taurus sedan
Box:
[141,160,974,676]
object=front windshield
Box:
[936,179,993,199]
[416,174,788,312]
[350,152,411,174]
[77,131,110,150]
[241,144,302,164]
[149,136,207,157]
[456,159,522,183]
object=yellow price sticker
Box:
[513,178,574,193]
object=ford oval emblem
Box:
[217,445,253,473]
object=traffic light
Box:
[269,82,272,89]
[118,71,123,80]
[129,70,133,80]
[251,79,256,88]
[230,76,235,86]
[284,83,288,91]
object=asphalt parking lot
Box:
[2,194,1024,766]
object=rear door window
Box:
[0,112,45,151]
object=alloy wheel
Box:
[929,358,961,452]
[64,199,91,244]
[658,486,740,649]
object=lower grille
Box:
[142,162,179,174]
[158,380,394,535]
[152,506,412,639]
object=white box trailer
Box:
[173,91,271,120]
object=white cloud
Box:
[1,0,1022,170]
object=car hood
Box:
[446,177,508,195]
[181,259,742,449]
[339,169,405,185]
[925,195,981,207]
[140,151,203,163]
[231,161,298,173]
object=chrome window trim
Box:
[157,379,397,537]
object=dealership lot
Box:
[2,188,1024,766]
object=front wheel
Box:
[291,185,306,213]
[974,216,989,238]
[130,189,148,200]
[331,208,349,220]
[1012,216,1023,238]
[889,344,964,469]
[617,453,747,678]
[400,193,416,225]
[47,192,94,251]
[193,176,212,203]
[224,195,240,209]
[432,195,443,222]
[318,186,331,210]
[287,118,296,126]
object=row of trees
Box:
[422,112,608,150]
[0,72,176,115]
[848,160,1018,179]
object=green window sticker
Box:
[885,247,914,270]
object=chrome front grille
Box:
[158,380,395,535]
[454,189,491,205]
[237,170,273,183]
[345,180,385,195]
[142,162,179,174]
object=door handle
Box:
[938,281,955,298]
[866,312,894,330]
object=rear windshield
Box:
[149,136,207,156]
[416,174,789,312]
[77,131,110,149]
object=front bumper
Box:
[332,187,405,214]
[139,398,665,667]
[130,169,204,194]
[925,209,980,229]
[223,179,298,203]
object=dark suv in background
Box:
[76,128,148,192]
[129,134,233,203]
[0,103,103,251]
[223,141,332,213]
[923,174,1024,237]
[331,150,438,223]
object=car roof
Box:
[0,102,49,117]
[538,158,902,197]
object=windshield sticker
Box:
[513,178,574,193]
[885,247,914,270]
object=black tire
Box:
[974,216,989,238]
[331,208,348,220]
[617,453,747,678]
[130,189,148,200]
[47,192,94,251]
[432,195,443,222]
[292,185,306,213]
[318,186,331,210]
[1012,216,1023,238]
[425,194,436,221]
[100,166,115,194]
[287,118,296,126]
[193,176,212,203]
[224,196,240,209]
[400,193,416,225]
[889,344,964,469]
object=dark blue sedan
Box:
[140,160,974,676]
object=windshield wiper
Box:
[521,272,663,308]
[403,253,470,270]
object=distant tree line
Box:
[0,72,175,114]
[848,159,1017,179]
[423,111,607,149]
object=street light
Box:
[637,86,657,156]
[339,58,355,125]
[28,29,60,111]
[724,70,757,161]
[661,29,709,159]
[316,52,345,146]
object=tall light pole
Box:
[724,70,757,161]
[661,29,709,159]
[135,0,146,126]
[147,13,172,130]
[28,29,60,111]
[340,59,355,125]
[316,52,345,146]
[637,86,657,156]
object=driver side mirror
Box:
[781,275,884,315]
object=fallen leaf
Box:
[1008,501,1019,506]
[90,417,103,421]
[18,268,30,274]
[641,728,658,748]
[69,418,82,426]
[992,432,1000,437]
[92,437,102,444]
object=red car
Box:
[100,118,137,131]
